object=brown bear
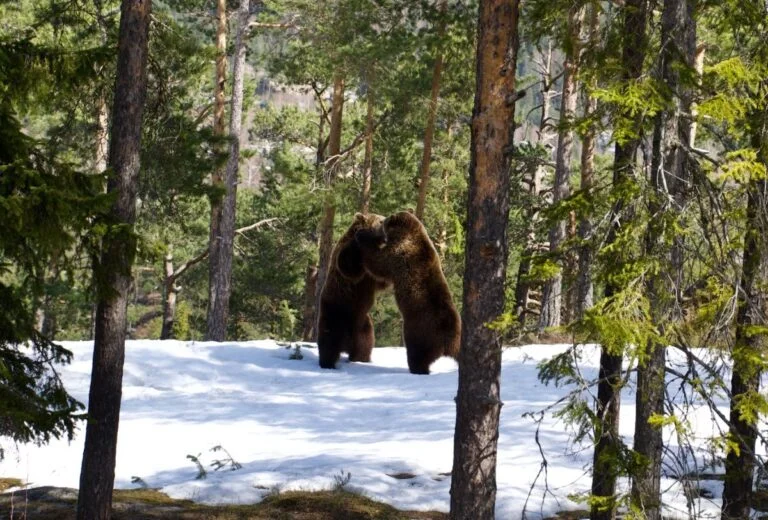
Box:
[354,211,460,374]
[317,212,388,369]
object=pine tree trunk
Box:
[539,7,583,332]
[76,1,151,518]
[591,2,649,519]
[722,115,768,520]
[631,1,696,517]
[161,252,177,340]
[575,6,598,320]
[301,264,318,341]
[206,0,228,340]
[361,82,375,213]
[449,1,519,518]
[315,74,344,316]
[415,0,446,221]
[513,44,552,326]
[207,0,249,341]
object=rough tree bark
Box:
[632,1,696,517]
[415,0,447,221]
[591,2,649,519]
[301,98,329,342]
[76,0,151,518]
[206,0,250,340]
[361,81,375,213]
[513,43,553,326]
[539,6,583,332]
[301,265,318,341]
[575,3,599,321]
[314,74,344,318]
[449,0,520,518]
[722,110,768,519]
[574,4,598,320]
[205,0,228,340]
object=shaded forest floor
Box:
[0,480,448,520]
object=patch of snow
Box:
[0,340,755,518]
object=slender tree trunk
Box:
[205,0,228,340]
[591,2,649,519]
[539,6,583,332]
[161,252,177,340]
[301,106,328,343]
[77,1,151,518]
[449,0,519,518]
[722,111,768,520]
[315,74,344,315]
[514,44,552,326]
[361,82,375,213]
[206,0,249,340]
[689,43,705,148]
[301,264,318,341]
[415,0,447,221]
[631,1,696,517]
[575,4,600,320]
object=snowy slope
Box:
[0,340,745,518]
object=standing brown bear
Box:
[354,211,460,374]
[317,213,388,369]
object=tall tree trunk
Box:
[206,0,249,340]
[688,43,705,148]
[301,106,328,343]
[301,264,318,341]
[722,111,768,520]
[76,0,151,518]
[539,6,583,332]
[415,0,447,221]
[361,82,375,213]
[449,0,519,518]
[632,2,696,517]
[205,0,228,340]
[632,0,696,516]
[161,251,178,340]
[591,2,649,519]
[575,6,599,320]
[315,74,344,317]
[514,44,553,326]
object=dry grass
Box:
[0,485,448,520]
[0,479,23,493]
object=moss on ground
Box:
[0,485,448,520]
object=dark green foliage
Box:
[0,37,105,447]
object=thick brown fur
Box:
[354,211,460,374]
[317,213,388,369]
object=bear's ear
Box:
[353,212,366,224]
[336,241,365,282]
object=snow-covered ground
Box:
[0,340,749,518]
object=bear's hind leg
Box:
[318,323,346,369]
[405,340,440,375]
[348,315,374,363]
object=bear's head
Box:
[354,211,421,249]
[336,212,385,281]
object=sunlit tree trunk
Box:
[514,43,552,326]
[77,0,151,517]
[415,0,447,221]
[361,81,375,213]
[206,0,229,340]
[315,74,344,317]
[539,6,583,331]
[450,0,520,517]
